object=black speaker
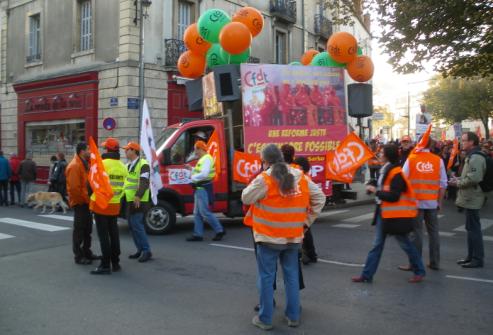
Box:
[348,83,373,118]
[213,65,241,102]
[185,77,203,111]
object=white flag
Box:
[140,100,163,205]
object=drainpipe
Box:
[301,0,305,51]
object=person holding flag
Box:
[185,140,225,242]
[123,141,153,263]
[89,138,127,275]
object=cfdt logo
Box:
[416,161,434,173]
[243,69,269,87]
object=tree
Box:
[423,76,493,139]
[372,105,407,139]
[370,0,493,78]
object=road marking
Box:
[333,224,360,229]
[0,218,69,232]
[0,232,14,240]
[454,219,493,232]
[343,213,374,223]
[319,210,350,217]
[438,214,445,219]
[39,214,73,222]
[317,259,364,267]
[484,236,493,242]
[446,275,493,284]
[209,243,255,252]
[438,232,456,237]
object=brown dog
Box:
[26,192,69,214]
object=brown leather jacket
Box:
[65,154,90,207]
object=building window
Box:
[275,31,287,64]
[79,0,93,51]
[27,14,41,63]
[177,1,192,39]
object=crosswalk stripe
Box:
[39,214,73,222]
[438,214,445,219]
[319,210,350,217]
[333,224,360,229]
[483,236,493,242]
[0,232,15,240]
[343,213,374,223]
[453,219,493,233]
[438,232,455,237]
[0,218,69,232]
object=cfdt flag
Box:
[447,138,459,171]
[326,132,374,175]
[206,129,221,182]
[140,100,163,205]
[88,137,113,209]
[233,151,262,184]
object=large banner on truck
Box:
[240,64,348,156]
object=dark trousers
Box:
[0,180,8,205]
[409,209,440,267]
[465,209,484,263]
[94,214,120,268]
[72,204,94,260]
[9,181,21,204]
[302,228,317,260]
[369,168,380,180]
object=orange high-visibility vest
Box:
[407,152,441,201]
[368,148,383,168]
[245,171,310,240]
[381,166,418,219]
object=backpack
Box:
[473,152,493,193]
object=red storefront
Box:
[167,73,202,125]
[14,72,98,183]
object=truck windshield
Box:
[155,127,178,154]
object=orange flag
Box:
[88,137,114,209]
[447,137,459,170]
[325,150,356,183]
[326,132,374,176]
[207,129,221,182]
[414,123,432,153]
[233,151,262,184]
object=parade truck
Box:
[145,64,356,234]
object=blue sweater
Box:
[0,156,12,181]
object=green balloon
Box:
[357,47,363,56]
[206,44,229,68]
[310,51,345,68]
[197,9,231,44]
[221,47,250,64]
[289,61,302,65]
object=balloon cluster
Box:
[296,32,374,83]
[177,7,264,79]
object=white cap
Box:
[193,131,207,140]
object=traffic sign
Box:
[103,117,116,131]
[372,113,384,121]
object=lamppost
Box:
[134,0,152,136]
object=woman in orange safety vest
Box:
[352,144,426,284]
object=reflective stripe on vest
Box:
[408,152,441,201]
[250,170,310,240]
[124,158,150,202]
[90,158,127,204]
[381,166,418,219]
[192,154,215,182]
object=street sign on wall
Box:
[372,113,384,121]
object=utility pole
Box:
[138,0,145,137]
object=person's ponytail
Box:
[271,163,295,194]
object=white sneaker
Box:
[285,316,300,328]
[252,315,273,331]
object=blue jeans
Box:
[465,209,484,262]
[193,188,223,237]
[256,244,300,325]
[362,213,425,280]
[128,212,151,253]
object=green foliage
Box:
[370,0,493,77]
[423,76,493,138]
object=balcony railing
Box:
[314,14,333,39]
[269,0,297,24]
[164,38,186,67]
[26,53,41,63]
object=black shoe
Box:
[462,261,484,268]
[186,235,204,242]
[457,258,472,265]
[212,231,225,241]
[75,258,92,265]
[129,251,142,259]
[87,254,102,261]
[112,264,122,272]
[90,266,111,275]
[138,252,152,263]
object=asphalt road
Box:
[0,199,492,335]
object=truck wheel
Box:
[145,200,176,235]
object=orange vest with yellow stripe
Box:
[244,171,310,240]
[381,166,418,219]
[407,152,441,201]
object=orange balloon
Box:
[300,49,319,65]
[327,32,358,64]
[183,23,211,56]
[219,22,252,55]
[177,51,206,79]
[346,55,374,82]
[232,7,264,37]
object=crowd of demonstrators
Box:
[9,153,21,205]
[0,150,11,206]
[19,152,37,207]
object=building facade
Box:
[0,0,371,182]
